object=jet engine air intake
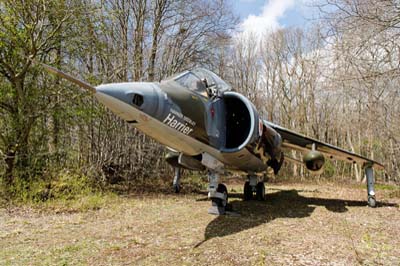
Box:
[303,150,325,174]
[222,92,259,153]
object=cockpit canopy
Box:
[173,68,231,97]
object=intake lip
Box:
[220,91,258,153]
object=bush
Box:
[1,171,101,203]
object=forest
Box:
[0,0,399,200]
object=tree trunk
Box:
[133,0,147,81]
[148,0,167,81]
[4,146,16,187]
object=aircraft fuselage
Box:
[95,69,282,174]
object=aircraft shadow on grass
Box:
[194,189,398,248]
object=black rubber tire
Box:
[368,196,376,208]
[243,181,252,201]
[173,184,180,193]
[256,182,265,201]
[216,183,228,207]
[217,183,227,193]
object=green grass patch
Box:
[373,184,400,198]
[182,173,208,192]
[0,171,120,212]
[3,172,101,203]
[375,183,400,191]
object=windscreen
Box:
[175,72,207,96]
[174,68,231,96]
[192,68,231,92]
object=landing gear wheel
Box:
[209,183,228,215]
[243,181,252,201]
[173,184,180,193]
[256,182,265,201]
[368,195,376,208]
[213,183,228,207]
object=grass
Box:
[0,182,399,266]
[37,192,118,213]
[375,183,399,191]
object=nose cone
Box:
[95,82,164,121]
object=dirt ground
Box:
[1,182,399,266]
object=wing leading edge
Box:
[264,121,384,170]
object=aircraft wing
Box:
[264,121,384,170]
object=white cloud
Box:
[239,0,295,36]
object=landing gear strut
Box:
[173,167,181,193]
[243,175,265,201]
[365,166,376,207]
[207,171,228,215]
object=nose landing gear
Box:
[207,171,229,215]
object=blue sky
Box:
[233,0,311,35]
[233,0,266,17]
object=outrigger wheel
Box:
[172,167,181,193]
[368,195,376,208]
[173,183,180,193]
[365,166,377,208]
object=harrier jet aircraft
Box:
[40,62,384,214]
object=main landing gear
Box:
[243,174,265,201]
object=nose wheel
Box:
[212,184,228,207]
[207,170,229,215]
[208,183,229,215]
